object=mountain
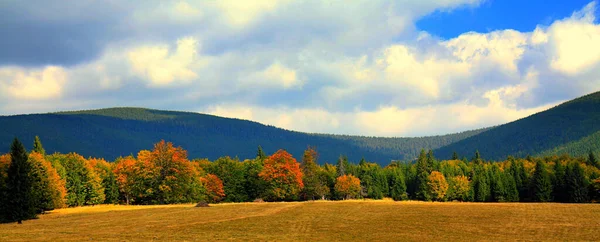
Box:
[2,91,599,164]
[434,91,600,160]
[0,107,485,164]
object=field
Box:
[1,200,599,241]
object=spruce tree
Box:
[256,146,266,160]
[5,138,37,224]
[588,151,599,169]
[336,156,345,177]
[531,160,552,202]
[415,150,431,201]
[452,152,459,160]
[566,162,589,203]
[33,136,45,156]
[552,161,567,202]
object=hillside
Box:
[0,108,484,164]
[435,91,600,160]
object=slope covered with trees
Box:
[0,108,485,164]
[435,91,600,160]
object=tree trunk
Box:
[17,220,22,224]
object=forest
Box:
[1,136,599,224]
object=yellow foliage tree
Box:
[335,174,361,200]
[427,171,449,201]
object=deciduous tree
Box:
[335,174,361,200]
[259,150,304,201]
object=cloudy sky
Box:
[1,0,599,137]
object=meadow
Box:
[1,200,599,241]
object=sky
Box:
[1,0,600,137]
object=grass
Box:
[1,200,599,241]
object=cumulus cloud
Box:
[1,0,600,137]
[0,66,67,100]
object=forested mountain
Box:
[435,91,600,160]
[1,91,600,163]
[0,108,484,164]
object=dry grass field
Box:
[1,200,599,241]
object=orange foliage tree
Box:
[334,174,361,200]
[259,149,304,201]
[201,174,225,203]
[28,152,67,211]
[428,171,449,201]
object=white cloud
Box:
[2,0,600,137]
[128,37,201,87]
[0,66,67,100]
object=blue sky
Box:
[1,0,600,137]
[418,0,598,38]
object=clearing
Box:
[1,200,599,241]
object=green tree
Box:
[588,151,599,169]
[387,167,407,201]
[301,147,324,200]
[336,155,346,177]
[415,149,431,201]
[472,164,490,202]
[452,152,459,160]
[257,146,267,160]
[531,160,552,202]
[552,161,567,202]
[565,162,589,203]
[4,138,37,224]
[209,157,248,202]
[243,158,265,201]
[33,136,46,156]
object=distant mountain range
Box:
[1,91,599,164]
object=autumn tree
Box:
[88,158,119,204]
[335,174,361,200]
[137,141,204,204]
[28,152,67,212]
[113,156,154,205]
[447,175,470,201]
[427,171,448,201]
[4,138,36,223]
[201,174,225,203]
[59,153,105,206]
[259,149,304,201]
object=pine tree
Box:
[588,150,599,169]
[452,152,459,160]
[256,146,266,160]
[301,147,321,200]
[33,136,45,156]
[336,156,346,177]
[552,161,567,202]
[566,162,589,203]
[472,150,482,164]
[415,149,431,201]
[531,160,552,202]
[5,138,37,224]
[387,168,407,201]
[472,164,490,202]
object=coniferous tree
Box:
[552,161,567,202]
[489,164,506,202]
[415,149,431,201]
[472,164,490,202]
[336,156,346,177]
[301,147,322,200]
[531,160,553,202]
[588,151,599,169]
[5,138,37,224]
[387,167,407,201]
[566,162,589,203]
[452,152,459,160]
[256,146,266,160]
[33,136,45,156]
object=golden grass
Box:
[1,201,599,241]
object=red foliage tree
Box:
[201,174,225,203]
[259,149,304,201]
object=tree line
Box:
[1,137,599,224]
